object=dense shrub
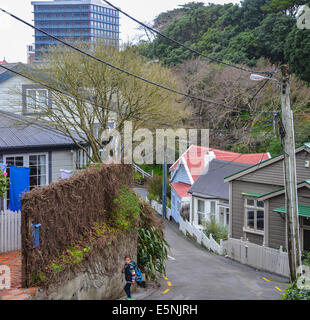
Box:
[146,174,171,204]
[138,200,169,280]
[203,218,228,244]
[282,281,310,300]
[0,169,9,199]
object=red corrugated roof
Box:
[171,182,191,199]
[0,61,7,65]
[170,145,270,182]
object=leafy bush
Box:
[133,171,145,185]
[138,225,169,280]
[282,281,310,300]
[111,185,140,231]
[139,164,162,176]
[138,200,169,280]
[146,174,171,204]
[0,169,9,199]
[302,250,310,267]
[203,218,228,244]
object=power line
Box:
[0,8,273,115]
[0,62,273,137]
[0,64,183,129]
[102,0,274,76]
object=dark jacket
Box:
[124,262,136,282]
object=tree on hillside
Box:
[20,42,187,162]
[285,25,310,82]
[136,0,310,83]
[176,58,310,154]
[240,0,269,29]
[255,13,295,64]
[261,0,308,17]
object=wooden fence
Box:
[0,210,22,253]
[148,198,225,255]
[224,237,290,277]
[179,216,226,255]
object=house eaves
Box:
[257,180,310,201]
[224,144,310,183]
[0,110,85,150]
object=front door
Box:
[304,229,310,251]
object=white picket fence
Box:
[150,199,172,220]
[148,198,225,255]
[179,216,226,255]
[0,210,22,253]
[225,237,290,277]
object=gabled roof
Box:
[0,110,83,150]
[171,182,191,199]
[224,144,310,182]
[170,145,270,183]
[0,63,20,84]
[188,159,252,201]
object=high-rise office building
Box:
[31,0,120,57]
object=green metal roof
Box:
[241,191,265,197]
[224,143,310,181]
[257,180,310,199]
[273,204,310,218]
[241,180,310,200]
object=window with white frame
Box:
[210,201,216,220]
[197,199,205,225]
[25,88,49,113]
[245,198,264,231]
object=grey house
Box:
[224,143,310,251]
[188,159,251,229]
[0,110,88,210]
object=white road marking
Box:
[168,255,176,260]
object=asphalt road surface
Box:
[144,220,289,300]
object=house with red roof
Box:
[169,145,271,224]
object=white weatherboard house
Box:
[0,63,118,169]
[188,159,252,230]
[0,110,88,211]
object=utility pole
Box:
[280,65,302,282]
[162,147,167,219]
[162,144,167,219]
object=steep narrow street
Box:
[144,220,289,300]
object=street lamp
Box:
[250,74,279,82]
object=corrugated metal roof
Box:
[0,110,83,150]
[188,159,252,200]
[0,63,19,81]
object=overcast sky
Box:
[0,0,240,63]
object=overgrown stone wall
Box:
[32,230,137,300]
[21,164,136,297]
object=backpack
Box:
[130,261,143,283]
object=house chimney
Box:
[201,151,216,174]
